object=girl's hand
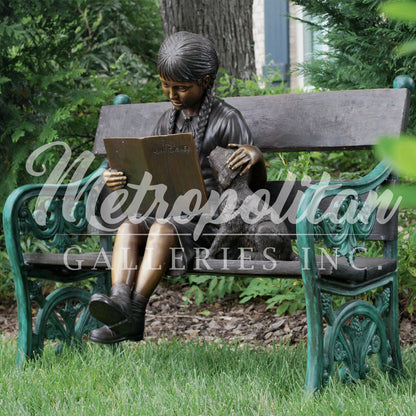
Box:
[103,168,127,191]
[226,143,263,176]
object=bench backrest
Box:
[93,88,411,242]
[94,88,410,155]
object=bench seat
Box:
[23,252,113,270]
[195,257,397,284]
[22,251,396,285]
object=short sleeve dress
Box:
[150,96,254,275]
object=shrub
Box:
[0,0,164,213]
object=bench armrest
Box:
[3,160,109,267]
[296,160,395,276]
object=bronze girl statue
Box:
[88,31,266,344]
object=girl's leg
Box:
[89,221,179,344]
[89,220,147,328]
[134,220,178,298]
[111,220,148,287]
[118,221,179,343]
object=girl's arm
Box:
[226,143,267,191]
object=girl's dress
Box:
[146,96,254,275]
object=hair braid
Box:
[195,82,214,153]
[168,107,179,134]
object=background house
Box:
[253,0,322,90]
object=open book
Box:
[103,133,207,218]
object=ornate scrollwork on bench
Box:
[313,193,378,262]
[18,198,89,253]
[32,286,98,357]
[321,289,393,386]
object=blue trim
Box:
[264,0,290,85]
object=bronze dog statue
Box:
[207,146,296,261]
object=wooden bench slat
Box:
[192,256,396,283]
[94,89,410,155]
[23,252,396,284]
[23,252,113,269]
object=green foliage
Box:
[216,68,288,98]
[397,210,416,315]
[0,0,163,212]
[265,152,317,181]
[382,1,416,23]
[376,136,416,208]
[184,275,241,306]
[373,4,416,315]
[0,0,163,301]
[291,0,416,133]
[0,233,51,300]
[240,278,305,315]
[283,0,416,316]
[376,136,416,314]
[0,237,13,301]
[265,150,376,182]
[183,272,307,316]
[377,136,416,178]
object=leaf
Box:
[216,279,226,298]
[397,40,416,56]
[11,121,36,143]
[276,302,290,315]
[381,1,416,22]
[198,310,212,316]
[376,136,416,178]
[0,76,10,85]
[189,275,212,285]
[185,286,205,306]
[239,296,253,304]
[194,288,205,306]
[378,184,416,209]
[208,276,218,293]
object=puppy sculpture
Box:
[207,146,296,261]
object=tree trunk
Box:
[159,0,255,80]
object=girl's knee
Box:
[149,221,176,236]
[118,219,145,235]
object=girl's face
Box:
[160,77,209,116]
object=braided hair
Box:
[157,31,219,152]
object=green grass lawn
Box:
[1,336,416,415]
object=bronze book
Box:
[103,133,207,218]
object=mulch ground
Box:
[1,282,416,348]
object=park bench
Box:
[3,81,411,393]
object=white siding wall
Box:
[252,0,265,80]
[289,2,304,89]
[252,1,305,88]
